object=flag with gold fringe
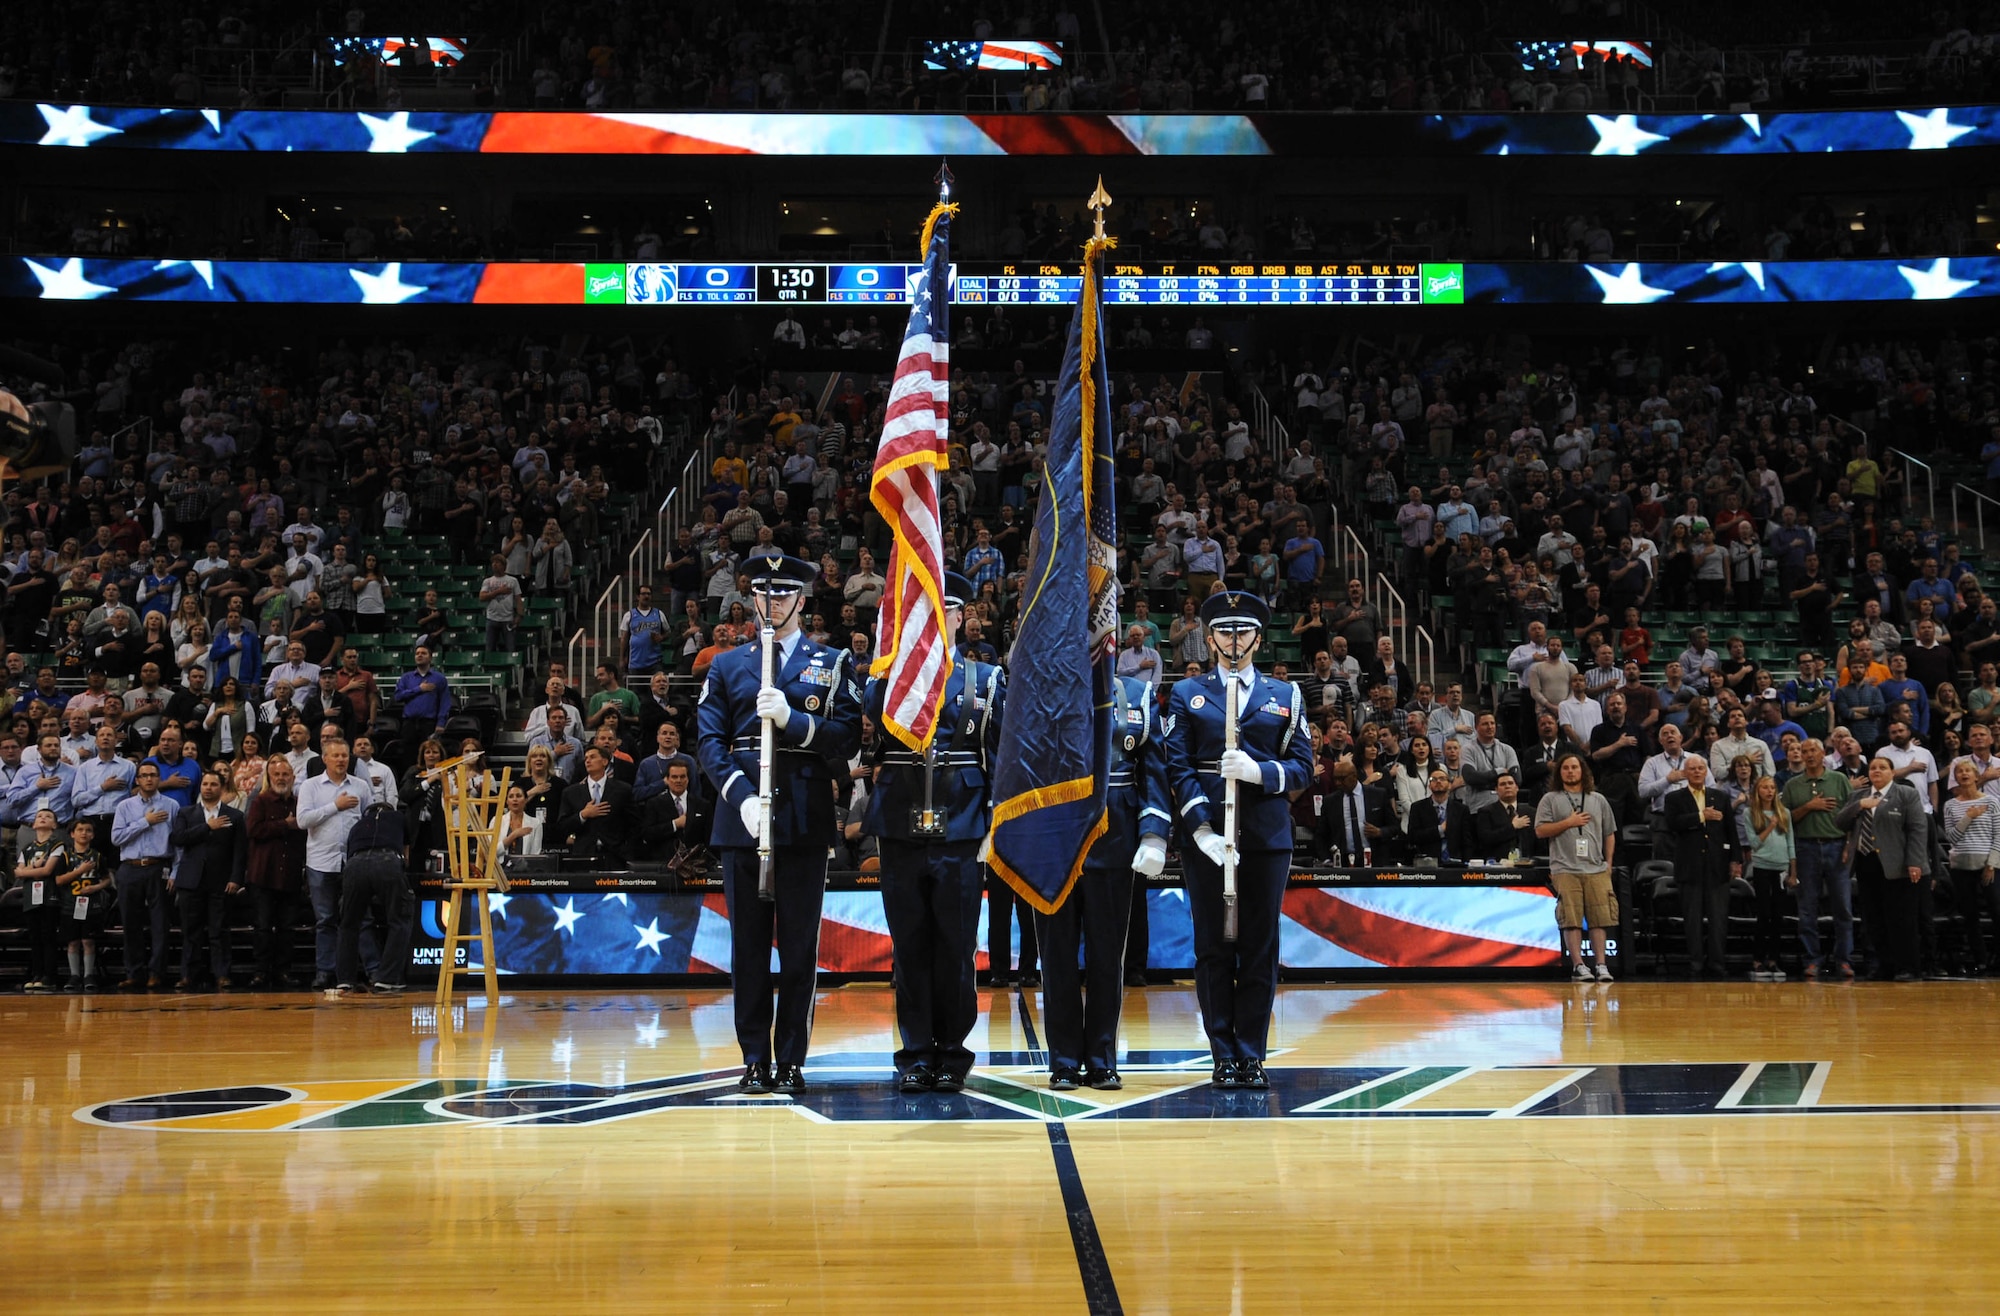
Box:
[985,227,1120,913]
[868,186,957,750]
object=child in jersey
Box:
[56,817,110,991]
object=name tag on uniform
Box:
[29,880,44,906]
[73,895,89,920]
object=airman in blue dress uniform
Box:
[697,549,862,1096]
[1034,669,1171,1091]
[864,572,1007,1094]
[1161,590,1315,1089]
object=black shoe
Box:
[899,1064,937,1094]
[81,975,98,993]
[1049,1066,1082,1091]
[310,973,335,991]
[369,982,406,995]
[1123,971,1148,989]
[772,1064,806,1095]
[62,977,84,994]
[987,970,1014,988]
[1893,971,1918,982]
[737,1063,772,1094]
[1237,1060,1269,1090]
[1017,970,1041,988]
[1684,965,1703,979]
[932,1070,965,1093]
[248,974,270,990]
[1085,1069,1122,1091]
[1212,1060,1240,1088]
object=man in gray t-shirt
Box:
[1533,753,1620,980]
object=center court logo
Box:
[76,1059,1997,1131]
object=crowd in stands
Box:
[0,328,710,993]
[1268,325,2000,978]
[4,0,1993,112]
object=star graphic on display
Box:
[634,918,670,955]
[153,259,215,290]
[551,896,585,936]
[24,257,115,300]
[199,109,222,133]
[601,892,630,906]
[350,263,426,304]
[1585,263,1673,304]
[1739,113,1762,136]
[1897,257,1978,300]
[1587,113,1668,156]
[486,890,512,921]
[357,110,435,153]
[37,103,122,147]
[1896,107,1973,150]
[1705,261,1766,291]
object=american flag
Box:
[868,191,955,750]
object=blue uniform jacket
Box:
[862,654,1005,844]
[1088,674,1172,870]
[697,634,862,849]
[1163,669,1315,853]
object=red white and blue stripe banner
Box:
[416,885,1561,976]
[13,101,2000,155]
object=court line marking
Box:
[1799,1061,1831,1107]
[1018,988,1124,1316]
[1376,1064,1488,1104]
[1490,1068,1596,1117]
[1715,1062,1767,1109]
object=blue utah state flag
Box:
[985,238,1120,914]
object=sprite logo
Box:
[1422,264,1465,303]
[584,263,628,304]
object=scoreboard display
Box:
[585,261,1465,306]
[956,262,1458,305]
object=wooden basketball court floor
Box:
[7,980,2000,1313]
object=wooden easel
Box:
[432,753,513,1013]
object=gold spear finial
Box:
[1088,176,1113,242]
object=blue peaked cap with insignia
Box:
[1200,590,1270,632]
[746,549,819,593]
[941,571,976,609]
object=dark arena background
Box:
[4,1,2000,1310]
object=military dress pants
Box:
[1034,862,1135,1075]
[878,838,984,1080]
[1181,844,1291,1063]
[722,843,828,1068]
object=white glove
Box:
[1192,826,1230,867]
[1219,749,1263,785]
[1132,835,1168,878]
[755,687,792,730]
[738,796,768,838]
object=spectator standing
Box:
[296,740,375,991]
[479,555,523,653]
[394,647,454,758]
[168,769,245,991]
[110,762,178,989]
[1534,754,1618,980]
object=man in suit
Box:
[1518,712,1567,803]
[1163,591,1316,1090]
[1836,753,1931,980]
[1402,766,1472,863]
[167,768,245,991]
[554,746,636,861]
[865,572,1008,1094]
[1325,759,1391,865]
[697,549,862,1096]
[1473,770,1541,862]
[1663,755,1743,976]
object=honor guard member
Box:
[1035,667,1171,1091]
[1162,590,1315,1090]
[865,571,1006,1095]
[697,549,862,1096]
